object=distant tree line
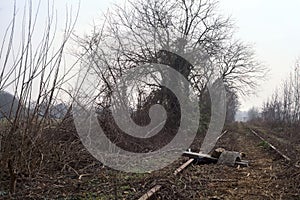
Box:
[261,60,300,129]
[247,107,260,122]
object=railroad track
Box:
[138,125,299,199]
[248,127,300,168]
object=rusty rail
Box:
[250,129,291,161]
[249,128,299,168]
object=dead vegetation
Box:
[0,122,299,199]
[0,0,298,199]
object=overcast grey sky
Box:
[1,0,300,111]
[219,0,300,111]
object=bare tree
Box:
[218,41,267,95]
[248,107,260,122]
[77,0,266,111]
[262,59,300,129]
[225,87,239,123]
[0,0,78,194]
